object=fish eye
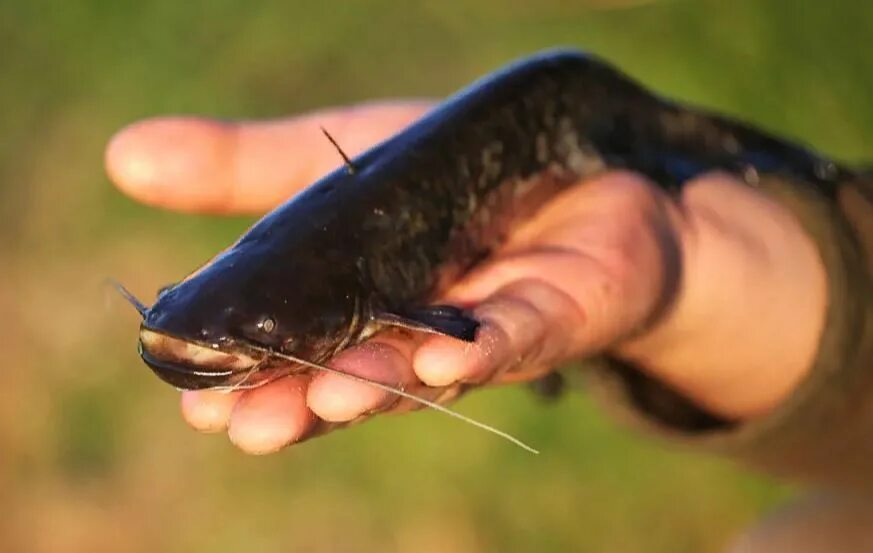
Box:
[258,316,276,334]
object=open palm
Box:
[106,102,826,454]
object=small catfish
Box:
[116,50,858,452]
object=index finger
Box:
[105,101,434,214]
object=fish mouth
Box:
[138,328,286,391]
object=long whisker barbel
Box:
[226,357,269,393]
[252,346,540,454]
[106,278,149,318]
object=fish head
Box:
[137,246,366,391]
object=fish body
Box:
[136,49,855,391]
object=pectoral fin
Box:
[375,305,480,342]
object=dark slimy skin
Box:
[138,49,858,390]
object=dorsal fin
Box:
[320,126,357,175]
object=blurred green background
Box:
[2,1,871,552]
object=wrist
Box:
[616,173,828,420]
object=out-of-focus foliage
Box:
[1,1,870,552]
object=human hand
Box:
[106,101,827,454]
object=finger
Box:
[227,375,315,454]
[306,332,419,423]
[414,176,673,389]
[444,174,675,351]
[105,101,434,214]
[180,390,243,433]
[414,278,583,387]
[453,246,660,354]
